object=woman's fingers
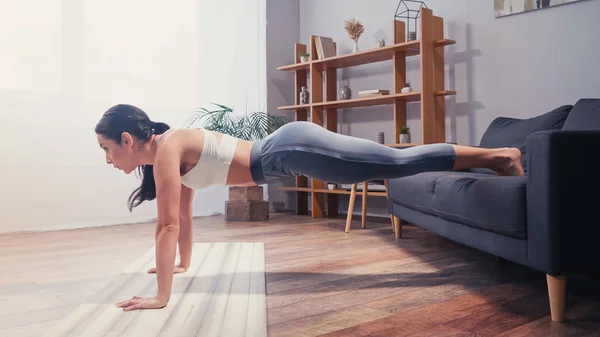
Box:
[122,300,146,311]
[121,298,165,311]
[116,296,145,308]
[116,299,136,308]
[123,303,143,311]
[116,300,133,308]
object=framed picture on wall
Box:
[494,0,588,17]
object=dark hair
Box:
[94,104,170,211]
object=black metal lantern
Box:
[394,0,427,41]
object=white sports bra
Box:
[179,128,238,189]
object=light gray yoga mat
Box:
[44,242,267,337]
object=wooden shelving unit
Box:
[276,8,456,218]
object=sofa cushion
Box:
[478,105,572,174]
[388,172,527,239]
[387,172,458,216]
[561,98,600,131]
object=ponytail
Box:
[128,165,157,211]
[151,121,170,135]
[127,121,171,211]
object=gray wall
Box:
[266,0,300,211]
[270,0,600,217]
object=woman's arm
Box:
[177,185,195,270]
[146,184,194,274]
[152,140,183,306]
[116,138,183,311]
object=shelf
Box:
[277,62,310,72]
[279,187,387,197]
[435,90,457,96]
[279,187,312,193]
[313,92,421,109]
[313,40,420,68]
[434,39,456,48]
[277,91,456,111]
[276,39,455,71]
[276,103,310,111]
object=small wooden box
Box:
[229,186,264,202]
[225,201,269,221]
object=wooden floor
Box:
[1,213,600,336]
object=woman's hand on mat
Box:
[147,264,187,274]
[116,296,167,311]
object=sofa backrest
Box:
[478,105,572,174]
[561,99,600,131]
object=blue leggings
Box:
[249,121,456,185]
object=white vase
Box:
[300,56,309,63]
[401,87,412,93]
[353,40,359,53]
[400,134,411,143]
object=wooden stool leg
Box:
[393,216,403,239]
[345,184,357,233]
[384,179,395,233]
[361,181,368,229]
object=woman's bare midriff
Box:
[167,128,256,186]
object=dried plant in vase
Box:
[344,17,365,53]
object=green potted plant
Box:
[185,103,289,221]
[401,82,412,93]
[299,52,310,63]
[400,125,411,143]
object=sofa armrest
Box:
[526,130,600,276]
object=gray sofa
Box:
[386,98,600,322]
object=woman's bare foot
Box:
[450,144,524,175]
[495,148,524,176]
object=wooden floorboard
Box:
[1,212,599,336]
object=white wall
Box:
[294,0,600,217]
[196,0,267,117]
[192,0,268,213]
[266,0,300,211]
[0,0,266,234]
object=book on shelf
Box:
[315,36,335,59]
[357,89,390,97]
[358,89,389,94]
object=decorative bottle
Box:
[340,85,352,100]
[300,86,309,104]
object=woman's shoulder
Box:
[155,128,208,158]
[158,127,203,144]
